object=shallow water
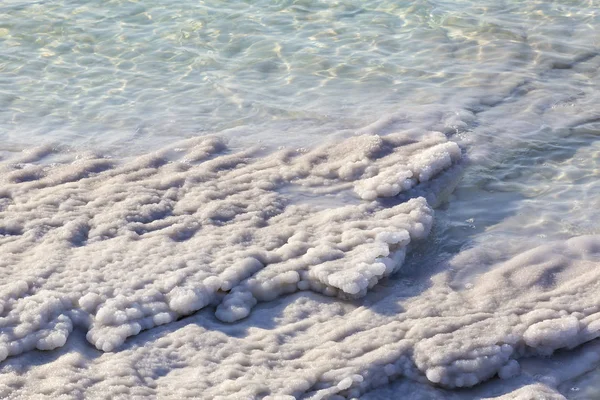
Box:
[2,0,596,152]
[1,0,600,398]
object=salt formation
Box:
[5,134,600,399]
[4,236,600,399]
[0,131,459,356]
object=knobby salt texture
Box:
[4,237,600,399]
[0,131,460,357]
[300,236,600,398]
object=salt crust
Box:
[0,132,458,356]
[5,134,600,398]
[285,235,600,398]
[3,236,600,399]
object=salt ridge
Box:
[0,131,459,357]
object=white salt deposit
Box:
[5,233,600,399]
[5,134,600,399]
[0,131,457,356]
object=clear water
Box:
[3,0,596,153]
[2,0,600,396]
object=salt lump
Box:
[6,236,600,399]
[0,132,458,356]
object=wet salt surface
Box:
[2,0,600,398]
[4,124,600,399]
[0,132,460,354]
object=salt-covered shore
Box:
[3,129,600,399]
[0,131,459,357]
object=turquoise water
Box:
[4,0,452,151]
[2,0,596,153]
[2,0,600,397]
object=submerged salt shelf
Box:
[0,131,460,357]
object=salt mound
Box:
[4,236,600,399]
[5,212,600,398]
[294,235,600,398]
[0,132,460,356]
